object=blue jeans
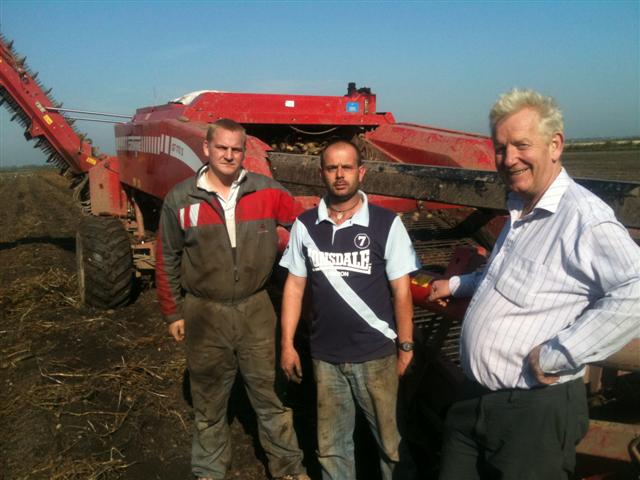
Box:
[313,354,403,480]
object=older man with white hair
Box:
[429,89,640,480]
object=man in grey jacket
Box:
[157,119,309,480]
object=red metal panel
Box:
[89,157,128,216]
[365,123,495,170]
[576,420,640,463]
[133,90,395,127]
[115,119,200,198]
[294,196,321,211]
[409,246,487,317]
[115,119,274,199]
[244,135,274,177]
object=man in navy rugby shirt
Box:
[279,140,420,480]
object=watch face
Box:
[399,342,414,352]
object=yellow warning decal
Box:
[411,272,434,287]
[43,114,53,125]
[86,157,97,165]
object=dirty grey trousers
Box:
[184,290,305,479]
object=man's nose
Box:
[504,145,518,165]
[223,147,234,159]
[335,166,344,177]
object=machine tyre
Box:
[76,215,133,309]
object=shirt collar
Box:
[318,190,369,226]
[196,165,246,193]
[507,167,570,220]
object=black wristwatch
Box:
[398,341,415,352]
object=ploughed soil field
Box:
[0,150,638,479]
[0,170,305,480]
[562,149,640,182]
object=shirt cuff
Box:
[449,274,478,297]
[164,311,183,324]
[539,339,578,374]
[449,276,461,296]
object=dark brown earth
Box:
[0,169,383,480]
[562,149,640,182]
[0,169,295,480]
[1,151,638,479]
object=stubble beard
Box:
[329,186,359,204]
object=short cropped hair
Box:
[206,118,247,146]
[320,139,363,167]
[489,89,564,142]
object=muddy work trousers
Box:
[313,354,408,480]
[184,290,304,480]
[439,378,589,480]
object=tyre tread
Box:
[77,216,133,309]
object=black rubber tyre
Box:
[76,215,133,309]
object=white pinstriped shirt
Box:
[450,168,640,390]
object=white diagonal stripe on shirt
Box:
[297,221,397,340]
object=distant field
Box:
[562,149,639,182]
[565,138,640,152]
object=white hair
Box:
[490,89,564,142]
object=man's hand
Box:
[281,346,303,384]
[527,344,560,385]
[428,279,451,307]
[168,319,185,342]
[397,350,414,376]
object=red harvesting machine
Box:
[1,35,639,477]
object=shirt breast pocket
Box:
[494,255,546,308]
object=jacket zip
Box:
[190,167,255,301]
[207,194,239,284]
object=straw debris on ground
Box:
[0,169,277,479]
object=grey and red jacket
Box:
[156,167,300,323]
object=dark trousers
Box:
[439,379,589,480]
[184,290,304,479]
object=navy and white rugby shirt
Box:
[280,192,420,363]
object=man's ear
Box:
[550,132,564,163]
[203,140,210,157]
[358,165,366,182]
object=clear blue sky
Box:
[1,0,638,167]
